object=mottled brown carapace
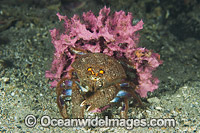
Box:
[56,50,142,118]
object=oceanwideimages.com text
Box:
[25,115,176,129]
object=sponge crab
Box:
[56,47,142,118]
[46,6,162,119]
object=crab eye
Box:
[87,67,95,75]
[99,70,104,74]
[87,67,92,72]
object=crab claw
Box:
[80,100,99,112]
[80,100,97,112]
[80,100,86,107]
[81,100,110,112]
[86,105,96,112]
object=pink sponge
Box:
[45,6,162,97]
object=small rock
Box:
[155,106,163,111]
[11,92,15,96]
[146,110,151,115]
[147,97,160,104]
[99,127,110,132]
[1,77,9,82]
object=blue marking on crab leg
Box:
[116,90,129,97]
[120,83,129,87]
[75,81,88,92]
[110,97,121,103]
[62,89,72,96]
[65,80,73,87]
[60,80,73,88]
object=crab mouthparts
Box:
[91,80,103,91]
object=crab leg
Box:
[120,98,129,118]
[110,83,142,118]
[56,77,71,118]
[119,82,143,106]
[71,80,85,118]
[109,89,129,118]
[128,89,143,106]
[69,46,88,55]
[114,89,142,106]
[57,78,86,118]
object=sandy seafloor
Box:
[0,0,200,132]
